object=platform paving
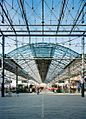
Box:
[0,93,86,119]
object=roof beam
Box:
[0,34,86,37]
[18,0,30,36]
[70,2,86,34]
[0,30,86,33]
[0,24,85,26]
[0,28,4,36]
[56,0,67,34]
[42,0,44,41]
[0,2,16,34]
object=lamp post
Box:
[81,36,85,97]
[1,35,5,97]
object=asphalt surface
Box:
[0,93,86,119]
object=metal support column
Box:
[81,36,85,97]
[68,66,71,93]
[16,66,18,94]
[1,35,5,97]
[15,36,19,94]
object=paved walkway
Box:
[0,93,86,119]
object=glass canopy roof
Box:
[7,43,80,83]
[0,0,85,83]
